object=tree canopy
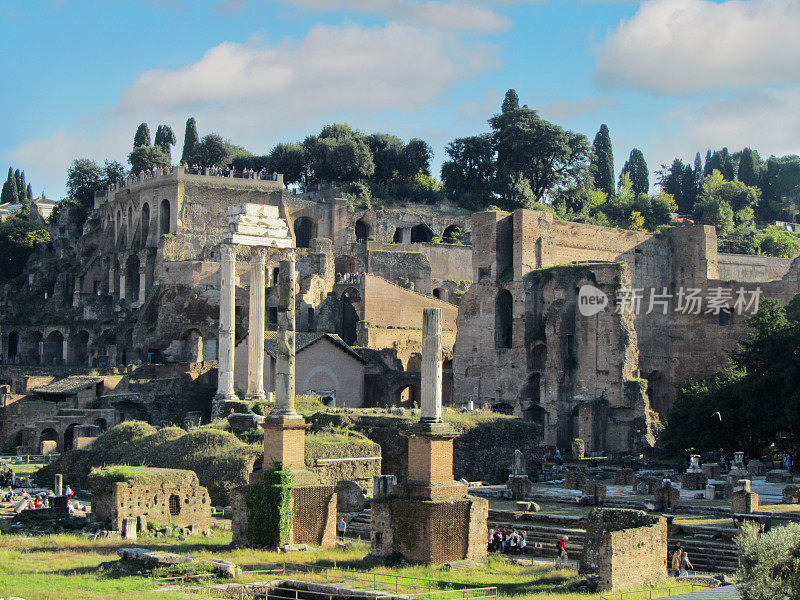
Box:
[620,148,649,195]
[591,124,615,198]
[181,117,199,164]
[133,123,151,148]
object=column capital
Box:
[220,243,237,261]
[250,246,268,263]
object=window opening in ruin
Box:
[340,287,360,345]
[355,220,369,242]
[7,331,18,359]
[159,199,171,235]
[125,255,140,301]
[141,203,150,243]
[268,307,278,324]
[492,403,514,415]
[442,224,461,244]
[293,217,316,248]
[43,330,64,365]
[410,224,433,243]
[495,290,513,349]
[272,268,279,285]
[63,423,80,451]
[169,494,181,516]
[396,384,419,408]
[719,308,732,326]
[392,228,405,243]
[433,288,444,300]
[478,268,490,282]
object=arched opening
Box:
[526,373,541,405]
[410,224,434,243]
[396,384,419,408]
[523,403,547,426]
[26,331,43,363]
[530,343,547,371]
[442,225,462,244]
[141,202,150,244]
[43,331,64,365]
[340,287,361,346]
[63,423,81,451]
[159,199,171,235]
[94,418,107,432]
[7,331,19,360]
[71,330,90,366]
[432,288,446,301]
[495,290,513,349]
[293,217,317,248]
[355,220,369,242]
[125,255,140,301]
[181,329,204,362]
[492,402,515,415]
[169,494,181,516]
[40,428,58,453]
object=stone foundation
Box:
[681,472,708,491]
[565,472,587,490]
[579,508,667,592]
[614,469,635,486]
[370,496,488,564]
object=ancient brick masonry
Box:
[89,466,211,532]
[579,508,668,592]
[370,308,488,564]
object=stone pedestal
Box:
[747,460,766,476]
[261,415,309,473]
[702,463,722,480]
[681,471,708,491]
[731,479,759,514]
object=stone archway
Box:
[70,330,90,366]
[395,384,419,408]
[159,199,171,235]
[355,219,369,242]
[442,224,462,244]
[125,255,140,301]
[43,331,64,365]
[410,224,434,243]
[340,287,361,346]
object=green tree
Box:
[620,148,649,195]
[704,148,735,180]
[268,143,305,188]
[102,160,126,186]
[26,183,32,201]
[128,145,170,173]
[736,522,800,600]
[187,133,228,167]
[760,155,800,222]
[1,167,19,205]
[133,123,151,148]
[440,134,496,211]
[490,106,591,207]
[0,216,50,283]
[18,171,27,202]
[399,138,433,178]
[66,159,102,210]
[304,125,374,184]
[366,133,404,185]
[154,125,176,161]
[736,147,762,188]
[181,117,199,164]
[501,88,520,113]
[591,124,615,198]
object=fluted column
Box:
[274,258,296,416]
[246,247,267,401]
[421,307,443,423]
[214,243,239,413]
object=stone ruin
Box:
[731,479,759,514]
[579,508,667,592]
[653,479,681,510]
[681,455,708,491]
[89,466,211,533]
[506,449,533,500]
[231,258,337,549]
[370,308,488,564]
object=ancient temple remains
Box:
[370,308,488,564]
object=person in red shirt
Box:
[556,536,568,567]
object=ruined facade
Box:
[455,209,800,454]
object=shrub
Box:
[735,522,800,600]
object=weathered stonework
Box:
[579,508,667,592]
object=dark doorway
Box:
[410,224,433,243]
[294,217,317,248]
[340,287,361,345]
[495,290,513,349]
[355,220,369,242]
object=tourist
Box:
[671,549,682,576]
[679,551,693,577]
[64,484,74,499]
[555,535,568,566]
[337,516,347,541]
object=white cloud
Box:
[595,0,800,94]
[539,95,612,120]
[11,23,498,196]
[659,86,800,160]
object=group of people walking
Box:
[669,543,694,577]
[488,528,527,554]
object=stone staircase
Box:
[345,508,372,540]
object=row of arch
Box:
[106,199,171,248]
[292,216,465,248]
[5,328,134,366]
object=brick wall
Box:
[293,485,337,547]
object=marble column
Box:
[118,271,126,301]
[274,258,296,416]
[246,247,267,401]
[214,243,239,410]
[421,307,443,423]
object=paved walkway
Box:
[665,586,740,600]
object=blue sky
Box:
[2,0,799,199]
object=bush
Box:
[736,522,800,600]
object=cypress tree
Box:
[154,125,176,161]
[181,117,199,164]
[18,171,27,201]
[737,147,761,188]
[620,148,649,195]
[26,183,33,201]
[13,169,21,197]
[501,89,520,113]
[133,123,151,148]
[591,124,615,197]
[1,166,19,204]
[703,150,712,175]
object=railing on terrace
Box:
[600,582,716,600]
[152,562,498,600]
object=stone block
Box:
[582,482,607,504]
[137,515,147,533]
[747,460,766,476]
[681,471,708,491]
[614,469,635,486]
[766,469,792,483]
[506,476,533,500]
[566,472,587,490]
[572,438,586,460]
[731,491,759,514]
[702,463,722,480]
[123,517,138,540]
